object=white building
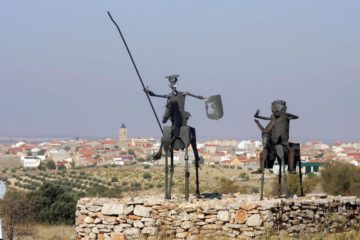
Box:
[21,156,41,168]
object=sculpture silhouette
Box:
[145,75,204,200]
[254,100,303,199]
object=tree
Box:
[46,160,56,170]
[63,145,71,151]
[0,190,33,240]
[37,149,46,155]
[27,182,77,225]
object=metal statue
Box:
[107,12,223,201]
[253,100,303,199]
[145,75,223,200]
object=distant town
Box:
[0,124,359,176]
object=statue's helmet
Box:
[165,75,179,88]
[271,99,287,117]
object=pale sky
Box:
[0,1,359,142]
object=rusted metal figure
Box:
[145,75,205,200]
[146,75,223,200]
[254,100,303,200]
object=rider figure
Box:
[145,75,205,143]
[253,100,299,173]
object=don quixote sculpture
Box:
[108,12,223,201]
[253,100,304,200]
[145,75,223,200]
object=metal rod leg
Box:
[169,150,174,199]
[184,148,190,201]
[299,158,304,196]
[278,163,282,198]
[260,150,266,201]
[195,161,200,196]
[282,157,287,197]
[164,151,169,199]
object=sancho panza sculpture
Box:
[254,100,303,199]
[145,75,223,200]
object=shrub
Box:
[130,182,142,191]
[271,172,321,197]
[321,161,360,197]
[143,172,152,180]
[216,177,241,194]
[27,182,78,225]
[111,176,118,182]
[239,172,250,181]
[0,190,33,240]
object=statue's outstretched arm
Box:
[184,91,205,100]
[254,109,272,120]
[143,88,169,98]
[287,113,299,120]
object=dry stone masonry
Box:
[76,194,360,239]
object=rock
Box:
[123,228,140,235]
[189,227,200,234]
[133,220,144,228]
[235,210,248,224]
[128,215,142,220]
[181,221,193,230]
[89,232,96,239]
[94,218,102,224]
[240,202,256,211]
[176,232,188,238]
[224,223,241,229]
[217,210,230,222]
[84,217,94,224]
[202,224,221,230]
[98,234,105,240]
[134,205,152,217]
[102,204,125,216]
[92,227,100,234]
[243,231,255,237]
[111,233,125,240]
[124,205,134,215]
[246,214,263,227]
[114,226,123,233]
[141,227,157,235]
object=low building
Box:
[21,156,41,168]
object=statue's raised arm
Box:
[254,109,272,120]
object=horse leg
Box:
[190,127,200,196]
[184,147,190,201]
[168,149,174,199]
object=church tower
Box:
[119,123,128,145]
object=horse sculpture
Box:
[253,100,303,200]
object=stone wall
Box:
[76,194,360,240]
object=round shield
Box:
[0,181,6,199]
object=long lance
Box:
[107,11,163,133]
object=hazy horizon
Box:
[1,1,359,142]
